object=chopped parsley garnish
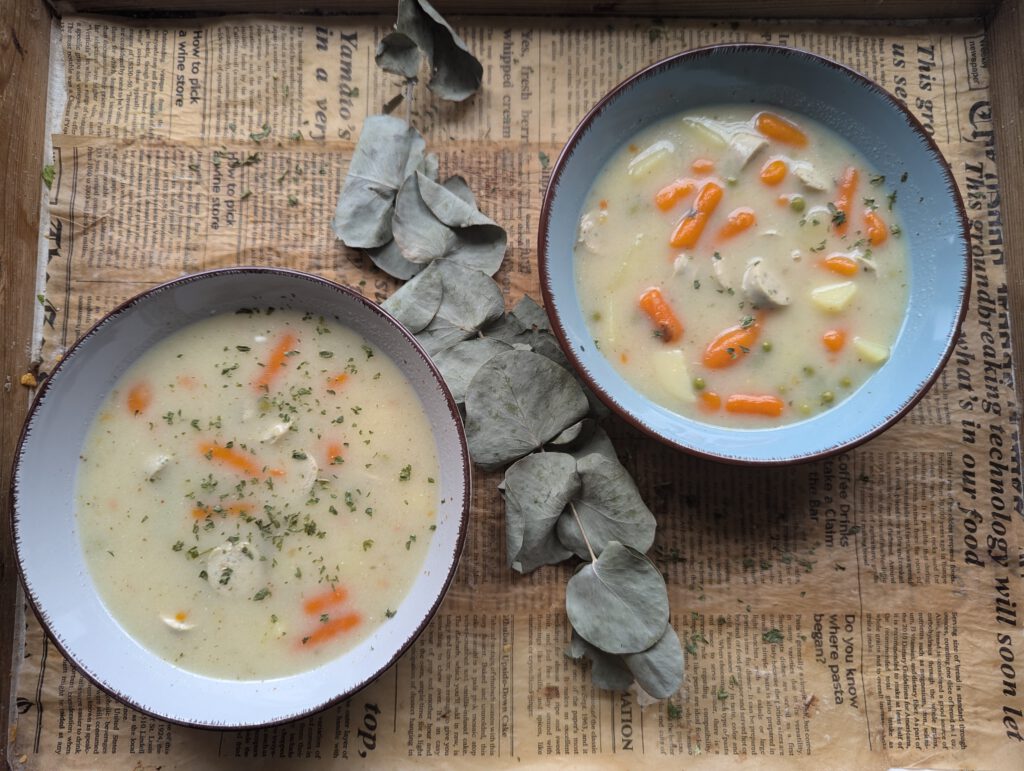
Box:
[399,464,412,481]
[172,541,185,552]
[252,588,271,601]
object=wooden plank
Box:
[0,0,51,764]
[49,0,998,19]
[987,0,1024,408]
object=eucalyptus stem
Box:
[404,78,415,126]
[569,501,598,563]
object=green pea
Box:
[789,196,806,213]
[693,377,706,391]
[820,391,835,404]
[762,341,773,352]
[840,376,852,388]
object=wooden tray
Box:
[2,0,1022,766]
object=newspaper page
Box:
[9,13,1021,770]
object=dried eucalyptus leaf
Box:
[464,349,589,469]
[442,175,476,207]
[332,115,426,249]
[419,173,492,228]
[419,152,440,181]
[380,261,443,332]
[421,6,483,100]
[392,172,507,276]
[433,337,511,403]
[415,262,504,356]
[557,454,656,559]
[503,452,579,573]
[365,239,424,281]
[567,630,634,691]
[548,420,585,446]
[510,327,609,418]
[565,541,669,655]
[562,421,618,464]
[481,313,527,344]
[375,31,421,79]
[392,172,458,264]
[510,295,551,333]
[622,625,685,699]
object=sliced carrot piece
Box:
[126,382,152,415]
[821,255,859,277]
[759,159,788,186]
[691,158,715,174]
[755,112,808,147]
[725,394,785,417]
[700,391,722,411]
[326,442,344,467]
[598,199,608,211]
[833,166,859,236]
[654,178,696,212]
[199,442,263,478]
[303,585,349,616]
[823,329,846,352]
[716,207,756,240]
[638,288,684,343]
[702,320,760,369]
[864,210,888,245]
[299,612,362,648]
[619,352,629,364]
[669,181,723,249]
[174,611,188,623]
[253,332,297,391]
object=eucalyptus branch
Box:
[569,501,597,563]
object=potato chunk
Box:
[653,349,697,403]
[853,336,890,364]
[811,281,857,313]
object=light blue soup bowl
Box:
[538,44,970,465]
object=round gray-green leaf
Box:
[503,452,578,573]
[365,239,423,281]
[375,31,421,79]
[392,172,458,264]
[464,349,589,470]
[565,541,669,655]
[380,260,443,332]
[567,630,633,692]
[332,115,426,249]
[419,173,492,228]
[442,174,476,207]
[623,625,685,699]
[546,419,617,464]
[412,0,482,101]
[385,0,482,102]
[557,453,656,559]
[433,337,511,403]
[510,295,551,333]
[415,262,504,356]
[392,172,507,276]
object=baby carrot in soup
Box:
[638,288,684,343]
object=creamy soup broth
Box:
[575,105,908,426]
[76,309,439,679]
